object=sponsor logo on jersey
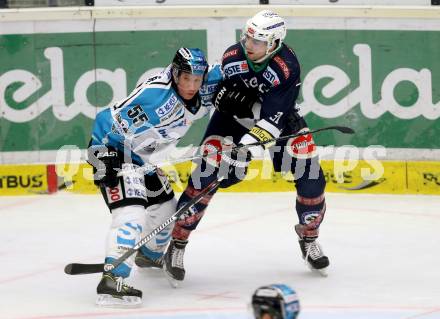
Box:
[157,128,169,138]
[222,49,238,60]
[105,182,123,204]
[156,95,178,117]
[262,66,280,87]
[201,94,214,105]
[273,56,290,79]
[145,75,161,84]
[242,76,270,94]
[126,187,147,199]
[223,61,249,77]
[249,126,274,143]
[170,118,188,129]
[159,103,183,124]
[286,128,317,159]
[124,176,144,186]
[200,83,218,95]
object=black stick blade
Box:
[334,126,355,134]
[64,263,104,275]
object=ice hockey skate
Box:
[134,250,163,269]
[163,239,188,288]
[96,272,142,307]
[298,238,329,277]
[295,224,329,276]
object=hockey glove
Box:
[219,145,252,188]
[89,145,121,188]
[213,81,257,119]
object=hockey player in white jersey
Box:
[87,48,221,307]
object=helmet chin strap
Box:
[249,42,282,64]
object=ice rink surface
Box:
[1,192,440,319]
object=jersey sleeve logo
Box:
[249,126,275,143]
[222,49,239,61]
[286,128,317,159]
[273,56,290,79]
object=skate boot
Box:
[135,248,163,269]
[298,238,329,276]
[96,272,142,307]
[163,239,188,288]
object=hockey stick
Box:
[64,177,222,275]
[125,125,354,175]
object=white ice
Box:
[1,192,440,319]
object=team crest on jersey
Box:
[223,61,249,77]
[273,56,290,79]
[262,66,280,87]
[286,128,317,159]
[156,95,178,117]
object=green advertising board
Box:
[1,29,439,152]
[0,30,207,152]
[288,30,440,149]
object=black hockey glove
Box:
[213,81,257,119]
[88,145,121,188]
[219,145,252,188]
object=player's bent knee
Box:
[110,205,146,229]
[295,167,326,198]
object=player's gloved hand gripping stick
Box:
[124,125,355,176]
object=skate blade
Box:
[306,263,328,277]
[163,268,181,288]
[96,294,142,308]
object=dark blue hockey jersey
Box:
[221,42,302,146]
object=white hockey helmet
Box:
[243,10,287,55]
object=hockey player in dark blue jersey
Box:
[162,10,330,284]
[87,48,221,307]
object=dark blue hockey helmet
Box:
[252,284,300,319]
[172,47,208,82]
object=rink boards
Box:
[0,160,439,196]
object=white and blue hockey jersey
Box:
[90,64,222,165]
